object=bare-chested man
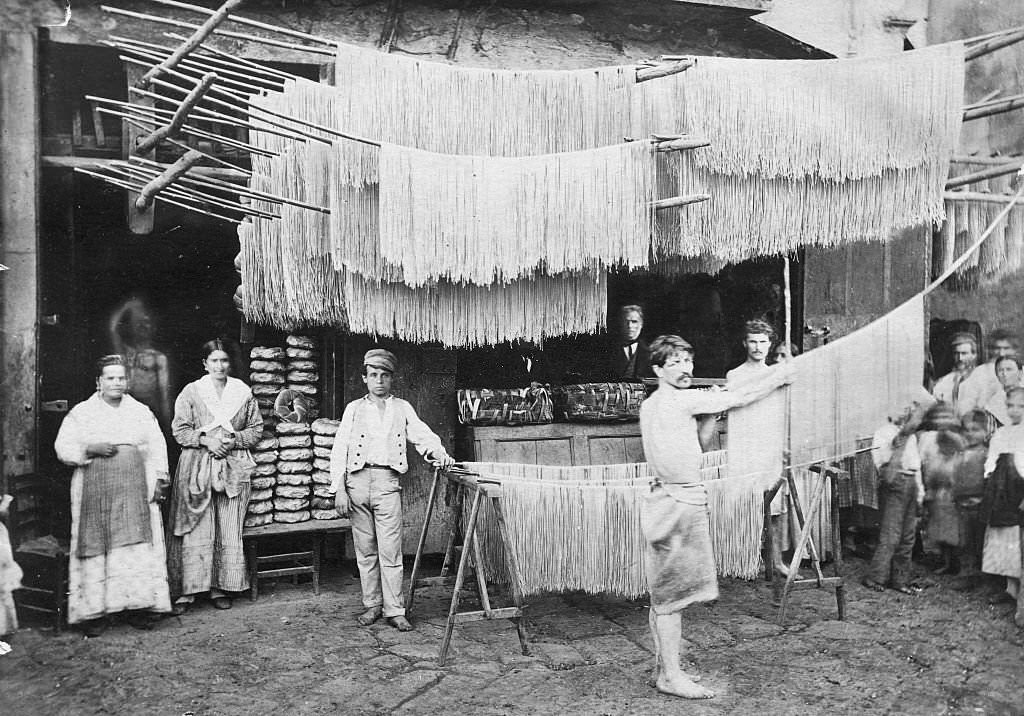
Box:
[640,335,792,698]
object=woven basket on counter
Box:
[556,382,646,422]
[458,387,555,427]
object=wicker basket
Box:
[458,387,554,427]
[556,382,646,422]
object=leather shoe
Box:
[171,601,191,617]
[212,596,233,610]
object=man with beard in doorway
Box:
[933,333,987,418]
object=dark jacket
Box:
[982,453,1024,527]
[608,339,653,381]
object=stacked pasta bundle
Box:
[310,418,341,520]
[245,433,279,528]
[249,346,287,427]
[274,422,313,523]
[285,335,320,421]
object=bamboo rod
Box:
[945,158,1024,189]
[136,0,246,87]
[142,0,338,47]
[636,59,694,83]
[652,194,711,210]
[134,72,217,154]
[126,76,318,144]
[119,45,278,96]
[123,59,336,146]
[160,133,253,175]
[656,136,711,152]
[978,88,1002,103]
[952,154,1023,165]
[964,91,1024,111]
[110,163,279,219]
[164,32,299,82]
[130,155,327,213]
[944,191,1024,205]
[110,38,284,90]
[74,166,243,223]
[963,23,1024,45]
[97,104,279,157]
[963,93,1024,121]
[101,6,336,56]
[134,57,381,147]
[965,29,1024,61]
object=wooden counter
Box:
[457,418,727,466]
[457,421,644,465]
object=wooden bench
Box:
[242,518,351,601]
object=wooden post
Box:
[0,28,40,486]
[123,65,155,234]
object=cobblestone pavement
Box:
[2,556,1023,715]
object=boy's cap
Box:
[364,348,397,373]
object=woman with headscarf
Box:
[55,355,172,636]
[167,340,262,614]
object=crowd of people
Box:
[865,330,1024,628]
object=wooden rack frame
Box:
[765,457,848,624]
[406,468,529,666]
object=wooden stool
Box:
[242,518,351,601]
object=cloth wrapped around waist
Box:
[78,444,152,558]
[174,437,256,537]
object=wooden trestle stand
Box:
[406,467,530,666]
[765,454,848,625]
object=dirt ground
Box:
[2,552,1023,716]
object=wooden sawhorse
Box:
[242,518,351,601]
[764,460,846,624]
[406,468,529,666]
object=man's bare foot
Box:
[656,675,714,699]
[386,615,414,632]
[649,669,701,686]
[357,606,383,626]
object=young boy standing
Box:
[329,349,455,631]
[641,335,792,699]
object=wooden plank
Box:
[534,437,574,465]
[243,517,351,538]
[452,607,523,623]
[256,566,315,579]
[494,439,538,465]
[587,436,626,464]
[624,436,646,463]
[255,551,314,563]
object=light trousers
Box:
[347,467,405,617]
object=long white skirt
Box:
[68,472,172,624]
[982,525,1022,579]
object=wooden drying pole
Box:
[134,148,204,209]
[965,26,1024,61]
[134,72,216,153]
[963,92,1024,121]
[944,191,1024,205]
[136,0,246,87]
[945,157,1024,189]
[101,5,337,56]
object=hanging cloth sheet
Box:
[331,45,637,156]
[789,293,925,467]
